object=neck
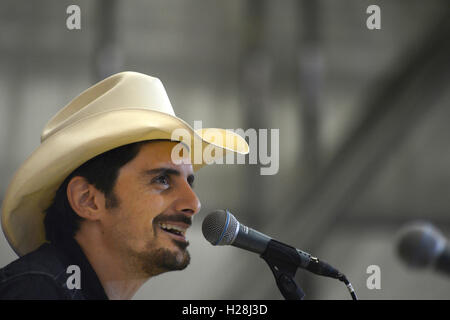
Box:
[74,226,150,300]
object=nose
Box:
[174,180,201,217]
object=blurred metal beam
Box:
[238,0,271,228]
[1,3,35,201]
[297,0,323,180]
[335,214,450,231]
[92,0,122,81]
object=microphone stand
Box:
[260,239,306,300]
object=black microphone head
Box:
[396,221,447,269]
[202,209,240,246]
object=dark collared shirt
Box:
[0,238,108,300]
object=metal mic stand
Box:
[260,239,306,300]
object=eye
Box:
[153,174,170,187]
[187,176,195,188]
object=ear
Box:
[67,176,106,220]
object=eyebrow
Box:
[142,167,195,184]
[142,168,181,177]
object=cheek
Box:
[111,177,173,239]
[121,192,168,236]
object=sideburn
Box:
[105,190,120,209]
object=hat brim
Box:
[1,108,249,256]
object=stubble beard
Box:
[115,233,192,278]
[134,238,191,277]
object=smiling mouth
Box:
[158,223,188,241]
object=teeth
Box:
[160,223,186,235]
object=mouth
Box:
[158,222,188,242]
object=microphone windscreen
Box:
[396,221,447,268]
[202,209,239,246]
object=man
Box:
[0,71,248,299]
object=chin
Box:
[169,247,191,270]
[138,244,191,276]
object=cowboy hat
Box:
[1,71,249,257]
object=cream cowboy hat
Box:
[1,71,249,257]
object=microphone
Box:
[396,221,450,276]
[201,209,342,279]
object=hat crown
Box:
[41,72,175,142]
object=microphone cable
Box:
[338,274,358,300]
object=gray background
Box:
[1,0,450,299]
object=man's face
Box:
[100,141,201,276]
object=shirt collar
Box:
[56,238,109,300]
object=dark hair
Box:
[43,140,150,245]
